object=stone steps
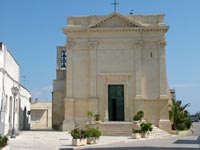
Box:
[82,122,173,138]
[149,125,172,138]
[83,122,133,136]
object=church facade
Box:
[52,12,171,132]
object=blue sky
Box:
[0,0,199,114]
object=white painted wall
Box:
[19,86,31,130]
[0,43,31,135]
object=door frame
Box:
[99,74,130,122]
[108,85,124,121]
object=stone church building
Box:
[52,12,171,132]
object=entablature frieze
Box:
[63,26,169,34]
[98,73,131,84]
[131,40,167,49]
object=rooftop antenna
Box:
[112,0,119,12]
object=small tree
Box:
[133,110,144,122]
[169,99,191,130]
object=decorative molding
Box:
[66,42,75,50]
[64,27,169,34]
[89,12,143,28]
[157,41,166,47]
[98,73,131,77]
[135,40,144,46]
[88,41,99,49]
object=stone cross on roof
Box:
[112,0,119,12]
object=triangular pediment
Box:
[90,12,143,28]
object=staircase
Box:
[84,122,133,136]
[83,122,173,138]
[149,125,172,138]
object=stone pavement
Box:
[7,130,200,150]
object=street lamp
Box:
[11,86,19,138]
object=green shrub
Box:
[87,111,94,118]
[140,122,153,133]
[137,111,144,119]
[185,118,192,129]
[94,114,100,121]
[169,99,191,131]
[133,110,144,122]
[133,115,140,121]
[0,135,8,148]
[85,128,101,138]
[71,128,87,139]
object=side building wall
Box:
[31,101,52,129]
[19,86,31,130]
[0,42,20,135]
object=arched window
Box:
[61,50,67,69]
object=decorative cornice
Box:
[63,26,169,34]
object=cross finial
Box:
[112,0,119,12]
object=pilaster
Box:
[88,41,99,98]
[134,41,144,99]
[158,41,168,99]
[63,98,75,131]
[66,42,75,98]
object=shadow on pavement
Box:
[174,136,200,145]
[59,147,200,150]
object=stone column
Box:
[134,41,144,100]
[63,42,75,131]
[88,41,99,98]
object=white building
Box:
[19,86,31,130]
[0,42,31,135]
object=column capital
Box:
[135,40,144,46]
[66,42,75,50]
[157,41,166,47]
[88,41,99,49]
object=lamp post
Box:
[11,86,19,138]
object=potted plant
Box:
[132,129,141,139]
[133,110,144,124]
[87,111,94,124]
[140,122,153,138]
[94,114,101,123]
[71,128,87,146]
[85,127,101,144]
[0,135,8,149]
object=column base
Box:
[135,95,145,100]
[159,95,169,100]
[62,119,75,131]
[159,119,171,132]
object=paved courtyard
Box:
[7,123,200,150]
